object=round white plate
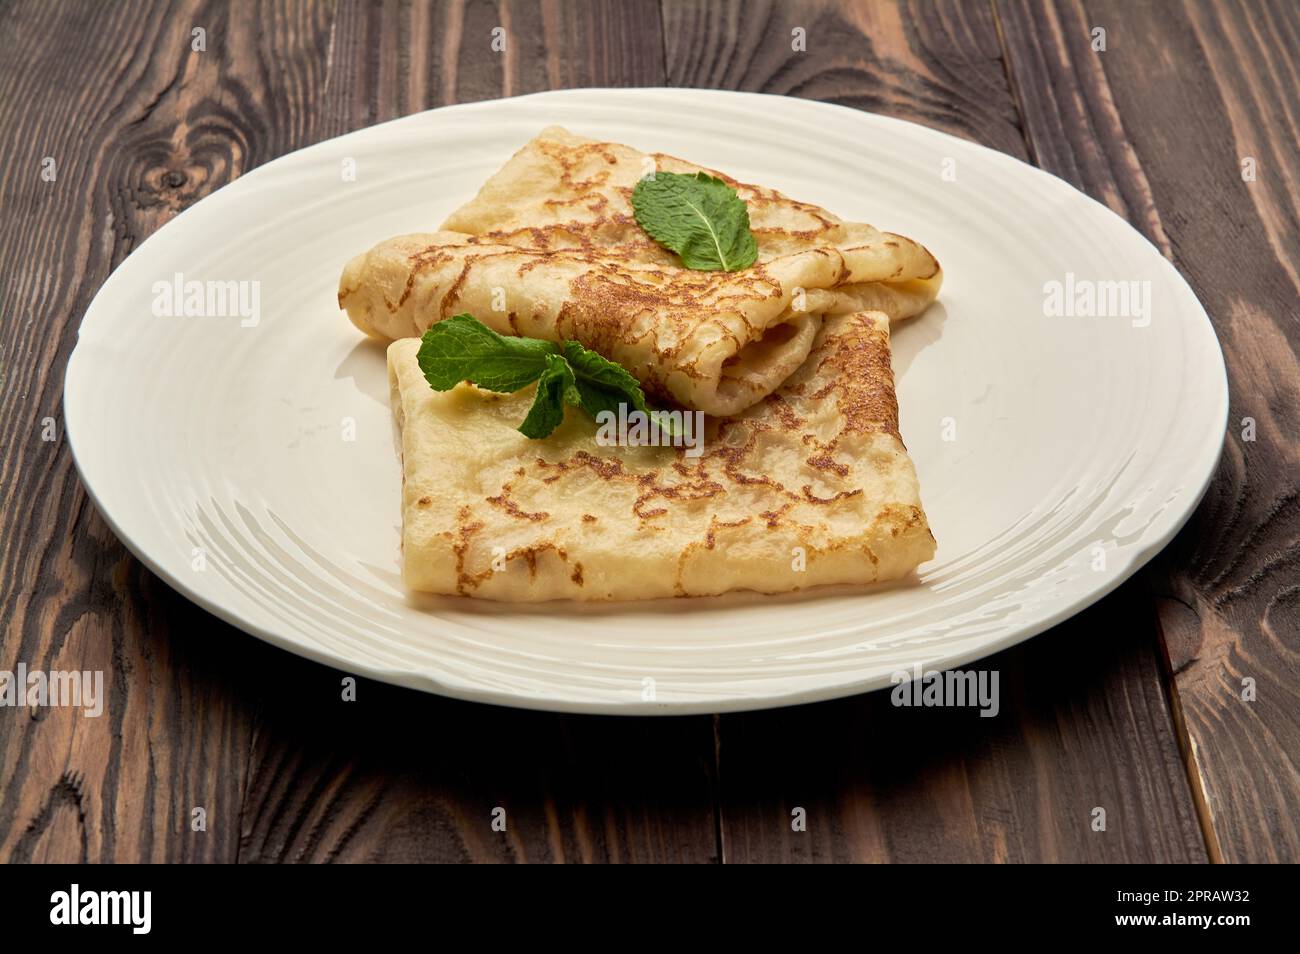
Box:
[65,89,1228,714]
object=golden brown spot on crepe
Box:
[764,394,803,430]
[571,563,584,585]
[802,485,864,504]
[538,138,616,192]
[504,542,571,583]
[417,496,432,507]
[400,247,456,309]
[880,504,930,539]
[698,420,799,500]
[806,453,850,476]
[582,514,598,523]
[453,508,486,594]
[672,538,708,593]
[536,452,726,528]
[760,504,794,529]
[486,489,548,521]
[632,466,724,521]
[439,258,476,318]
[805,437,850,477]
[811,315,900,438]
[534,457,566,483]
[705,515,753,549]
[458,538,587,592]
[543,193,610,217]
[571,450,628,480]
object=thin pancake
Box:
[388,310,935,601]
[343,126,941,417]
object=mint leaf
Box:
[562,341,648,419]
[417,313,559,393]
[564,341,681,437]
[517,353,580,439]
[415,313,681,440]
[631,171,758,272]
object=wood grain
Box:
[321,0,666,124]
[1,0,1293,864]
[237,664,717,863]
[662,0,1031,159]
[997,0,1300,864]
[662,0,1209,863]
[234,0,719,866]
[719,583,1206,862]
[0,0,718,864]
[0,0,330,864]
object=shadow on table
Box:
[148,565,1195,863]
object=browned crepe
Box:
[342,126,941,416]
[388,310,935,601]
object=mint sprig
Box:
[416,313,560,392]
[631,171,758,272]
[562,341,649,421]
[416,314,666,440]
[517,353,580,439]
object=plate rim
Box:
[63,87,1230,715]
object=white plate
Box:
[65,89,1228,714]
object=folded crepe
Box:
[342,126,941,417]
[388,310,935,601]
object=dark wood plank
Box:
[237,663,718,863]
[236,0,722,868]
[662,0,1209,862]
[1,0,719,864]
[719,583,1205,862]
[0,0,342,864]
[320,0,667,125]
[234,0,720,864]
[997,0,1300,864]
[663,0,1031,160]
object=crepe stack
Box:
[339,126,941,417]
[340,127,940,601]
[387,311,933,600]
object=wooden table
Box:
[1,0,1295,864]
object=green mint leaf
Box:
[563,341,681,437]
[416,313,682,441]
[517,353,579,439]
[631,171,758,272]
[417,313,559,393]
[562,341,648,419]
